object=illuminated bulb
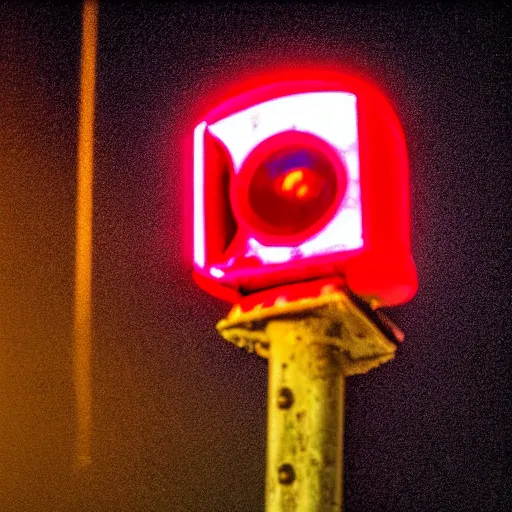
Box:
[296,184,310,198]
[281,169,305,191]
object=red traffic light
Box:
[191,69,417,307]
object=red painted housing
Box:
[191,70,417,307]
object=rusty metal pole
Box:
[265,319,345,512]
[217,284,401,512]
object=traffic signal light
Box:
[192,70,417,307]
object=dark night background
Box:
[0,2,510,511]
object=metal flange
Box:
[216,282,400,377]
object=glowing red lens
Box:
[247,146,339,237]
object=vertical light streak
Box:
[73,0,98,469]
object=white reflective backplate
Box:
[201,91,363,268]
[209,92,358,171]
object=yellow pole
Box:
[265,319,345,512]
[73,0,99,469]
[217,284,400,512]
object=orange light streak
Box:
[73,0,98,469]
